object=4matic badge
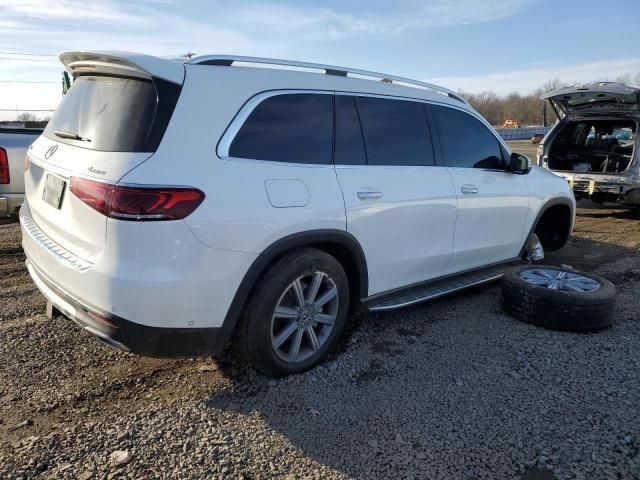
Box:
[88,166,107,176]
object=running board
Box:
[367,266,506,312]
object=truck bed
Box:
[0,129,42,217]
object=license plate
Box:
[42,173,66,209]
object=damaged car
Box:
[538,82,640,208]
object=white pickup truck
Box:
[0,128,42,217]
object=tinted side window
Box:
[356,97,435,166]
[229,94,333,164]
[335,95,366,165]
[433,105,504,169]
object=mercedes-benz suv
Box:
[21,51,575,376]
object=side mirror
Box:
[510,153,532,174]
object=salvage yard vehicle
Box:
[538,82,640,207]
[0,128,41,217]
[22,51,577,376]
[531,133,544,144]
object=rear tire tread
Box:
[236,248,349,377]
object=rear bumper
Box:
[553,173,640,205]
[20,200,256,330]
[0,193,24,217]
[19,199,257,357]
[26,259,232,357]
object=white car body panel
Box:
[522,166,577,232]
[444,168,530,274]
[335,164,456,295]
[25,136,153,261]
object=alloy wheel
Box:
[518,268,601,292]
[270,271,339,363]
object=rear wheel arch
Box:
[219,230,369,343]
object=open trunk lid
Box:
[542,82,640,118]
[24,51,184,264]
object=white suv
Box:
[21,51,575,376]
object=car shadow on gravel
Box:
[204,237,639,479]
[577,208,640,220]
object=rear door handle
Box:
[460,184,479,195]
[357,191,383,200]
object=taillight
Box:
[0,148,9,184]
[24,153,30,172]
[69,177,204,221]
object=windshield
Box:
[44,75,158,152]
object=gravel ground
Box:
[1,202,639,480]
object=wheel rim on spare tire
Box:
[270,271,339,364]
[518,268,601,292]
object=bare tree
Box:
[17,112,37,122]
[539,77,562,93]
[461,75,639,126]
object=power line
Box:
[0,109,56,112]
[0,57,57,62]
[0,80,58,84]
[0,51,57,57]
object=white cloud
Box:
[222,0,531,40]
[0,0,143,24]
[430,58,640,95]
[0,0,533,120]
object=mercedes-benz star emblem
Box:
[44,145,58,159]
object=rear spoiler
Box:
[60,51,185,84]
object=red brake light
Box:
[69,177,204,221]
[0,148,9,184]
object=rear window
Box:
[44,75,171,152]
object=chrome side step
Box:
[368,266,506,312]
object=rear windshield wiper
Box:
[54,129,91,142]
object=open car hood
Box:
[542,82,640,118]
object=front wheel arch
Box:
[521,198,574,255]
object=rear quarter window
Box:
[229,93,333,165]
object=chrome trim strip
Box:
[20,211,93,272]
[217,89,506,161]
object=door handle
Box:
[460,184,479,195]
[357,191,383,200]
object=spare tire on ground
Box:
[501,265,616,333]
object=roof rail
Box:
[187,55,467,104]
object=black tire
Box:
[237,248,349,377]
[501,265,616,333]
